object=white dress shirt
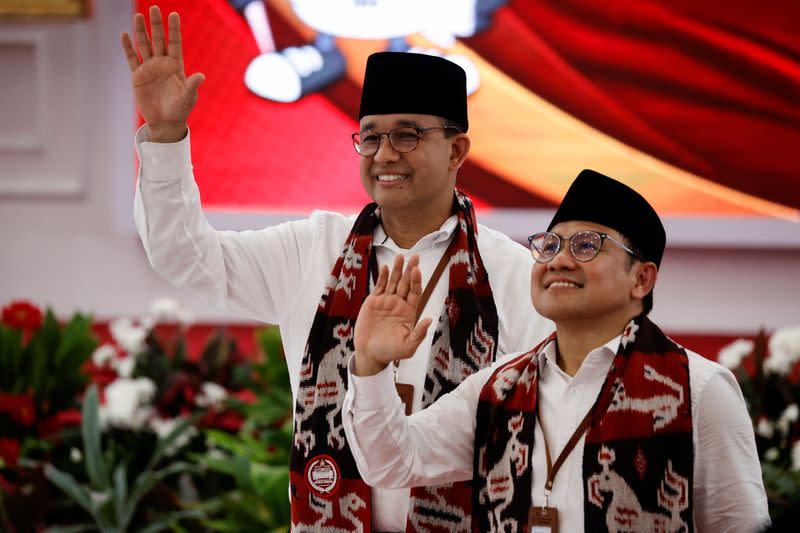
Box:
[133,126,553,531]
[343,336,771,533]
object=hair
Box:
[440,118,465,138]
[622,237,654,315]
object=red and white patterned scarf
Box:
[473,315,693,532]
[290,190,499,532]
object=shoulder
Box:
[683,348,745,414]
[475,223,533,269]
[302,210,360,239]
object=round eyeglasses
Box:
[351,125,458,156]
[528,230,644,263]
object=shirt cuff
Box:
[347,356,398,410]
[135,124,193,182]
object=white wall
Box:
[0,2,798,334]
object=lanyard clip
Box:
[541,487,551,513]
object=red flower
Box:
[37,409,82,438]
[0,393,36,427]
[1,300,43,330]
[0,438,21,468]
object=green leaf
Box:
[81,385,109,490]
[146,412,203,471]
[44,524,98,533]
[44,464,95,515]
[136,509,205,533]
[112,464,128,528]
[249,463,289,503]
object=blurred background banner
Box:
[135,0,800,226]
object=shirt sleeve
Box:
[342,357,490,489]
[692,367,771,533]
[133,125,315,325]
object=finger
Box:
[149,5,167,56]
[396,254,420,300]
[405,317,433,353]
[120,32,141,72]
[185,72,205,95]
[385,255,404,295]
[134,12,152,60]
[167,12,185,75]
[405,263,423,309]
[372,265,389,296]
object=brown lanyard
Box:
[536,404,594,509]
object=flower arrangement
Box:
[0,300,98,530]
[0,298,295,531]
[718,325,800,528]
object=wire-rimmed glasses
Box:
[351,126,458,156]
[528,230,644,263]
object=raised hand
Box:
[353,255,433,376]
[120,6,204,143]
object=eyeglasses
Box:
[351,126,458,156]
[528,230,644,263]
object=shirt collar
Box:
[373,214,459,253]
[538,334,621,382]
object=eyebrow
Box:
[360,119,423,131]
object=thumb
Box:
[186,72,205,95]
[405,317,432,353]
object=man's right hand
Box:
[353,255,433,377]
[120,6,204,143]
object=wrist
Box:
[353,351,389,377]
[147,123,188,143]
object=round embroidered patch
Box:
[304,455,340,497]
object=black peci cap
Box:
[548,169,666,266]
[359,52,469,132]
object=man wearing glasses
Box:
[123,6,550,532]
[344,169,769,532]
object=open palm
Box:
[120,6,204,142]
[353,255,433,373]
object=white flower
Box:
[176,309,194,328]
[111,355,136,379]
[756,418,775,439]
[109,317,148,354]
[764,447,780,461]
[717,339,753,370]
[149,415,197,456]
[196,382,228,409]
[776,404,799,435]
[90,490,111,505]
[99,377,156,431]
[91,344,117,367]
[70,447,82,463]
[765,325,800,375]
[781,404,799,423]
[792,440,800,472]
[150,298,180,323]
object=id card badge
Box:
[395,383,414,416]
[527,506,558,533]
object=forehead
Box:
[359,113,441,130]
[550,220,624,240]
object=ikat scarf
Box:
[473,315,693,532]
[290,191,499,532]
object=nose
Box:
[373,133,400,163]
[547,241,576,270]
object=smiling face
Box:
[531,220,656,330]
[358,113,468,222]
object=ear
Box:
[631,262,658,301]
[449,134,470,172]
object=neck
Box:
[379,198,454,249]
[553,316,633,376]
